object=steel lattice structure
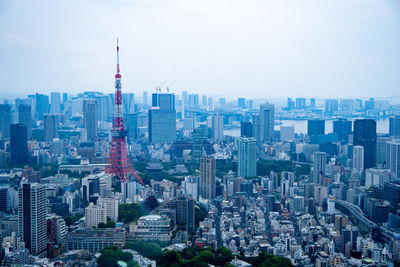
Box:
[105,40,144,185]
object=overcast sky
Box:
[0,0,399,99]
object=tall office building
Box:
[240,122,253,138]
[310,98,316,108]
[167,197,195,233]
[260,103,274,142]
[296,98,306,108]
[124,113,138,141]
[212,114,224,142]
[149,93,176,144]
[10,124,28,165]
[200,157,216,200]
[0,104,11,139]
[390,116,400,137]
[238,98,246,109]
[388,141,400,179]
[354,119,376,169]
[50,92,61,114]
[237,137,257,177]
[308,119,325,137]
[122,93,135,114]
[18,104,32,139]
[62,93,69,105]
[333,119,352,143]
[202,95,208,106]
[313,151,327,184]
[188,94,199,106]
[35,93,50,120]
[142,91,148,105]
[325,99,339,113]
[18,183,46,257]
[252,114,261,145]
[83,99,98,141]
[44,114,57,142]
[352,145,364,172]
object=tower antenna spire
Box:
[106,39,144,185]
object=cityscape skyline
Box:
[1,0,400,98]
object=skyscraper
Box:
[0,104,11,139]
[388,141,400,179]
[313,151,327,184]
[333,118,352,143]
[35,93,50,120]
[252,114,261,145]
[83,99,98,141]
[237,137,257,177]
[211,114,223,142]
[240,122,253,138]
[18,104,32,140]
[192,127,204,163]
[352,145,364,172]
[18,183,46,257]
[122,93,135,114]
[124,113,138,141]
[238,98,246,109]
[307,119,325,137]
[149,93,176,144]
[260,103,274,142]
[354,119,376,169]
[200,157,216,200]
[390,116,400,137]
[50,92,61,114]
[44,114,57,142]
[10,124,28,165]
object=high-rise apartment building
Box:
[83,99,98,141]
[260,103,274,142]
[97,198,119,222]
[10,124,28,165]
[18,183,46,257]
[212,114,224,142]
[18,104,32,140]
[50,92,61,114]
[44,114,57,142]
[237,137,257,177]
[354,119,376,169]
[353,145,364,172]
[200,157,216,200]
[0,104,11,139]
[313,151,327,184]
[85,203,106,228]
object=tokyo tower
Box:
[105,40,144,185]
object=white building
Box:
[97,198,119,222]
[353,145,364,172]
[85,203,106,228]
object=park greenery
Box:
[97,246,139,267]
[118,203,146,224]
[123,242,292,267]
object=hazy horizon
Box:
[1,0,400,99]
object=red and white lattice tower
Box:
[105,40,144,185]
